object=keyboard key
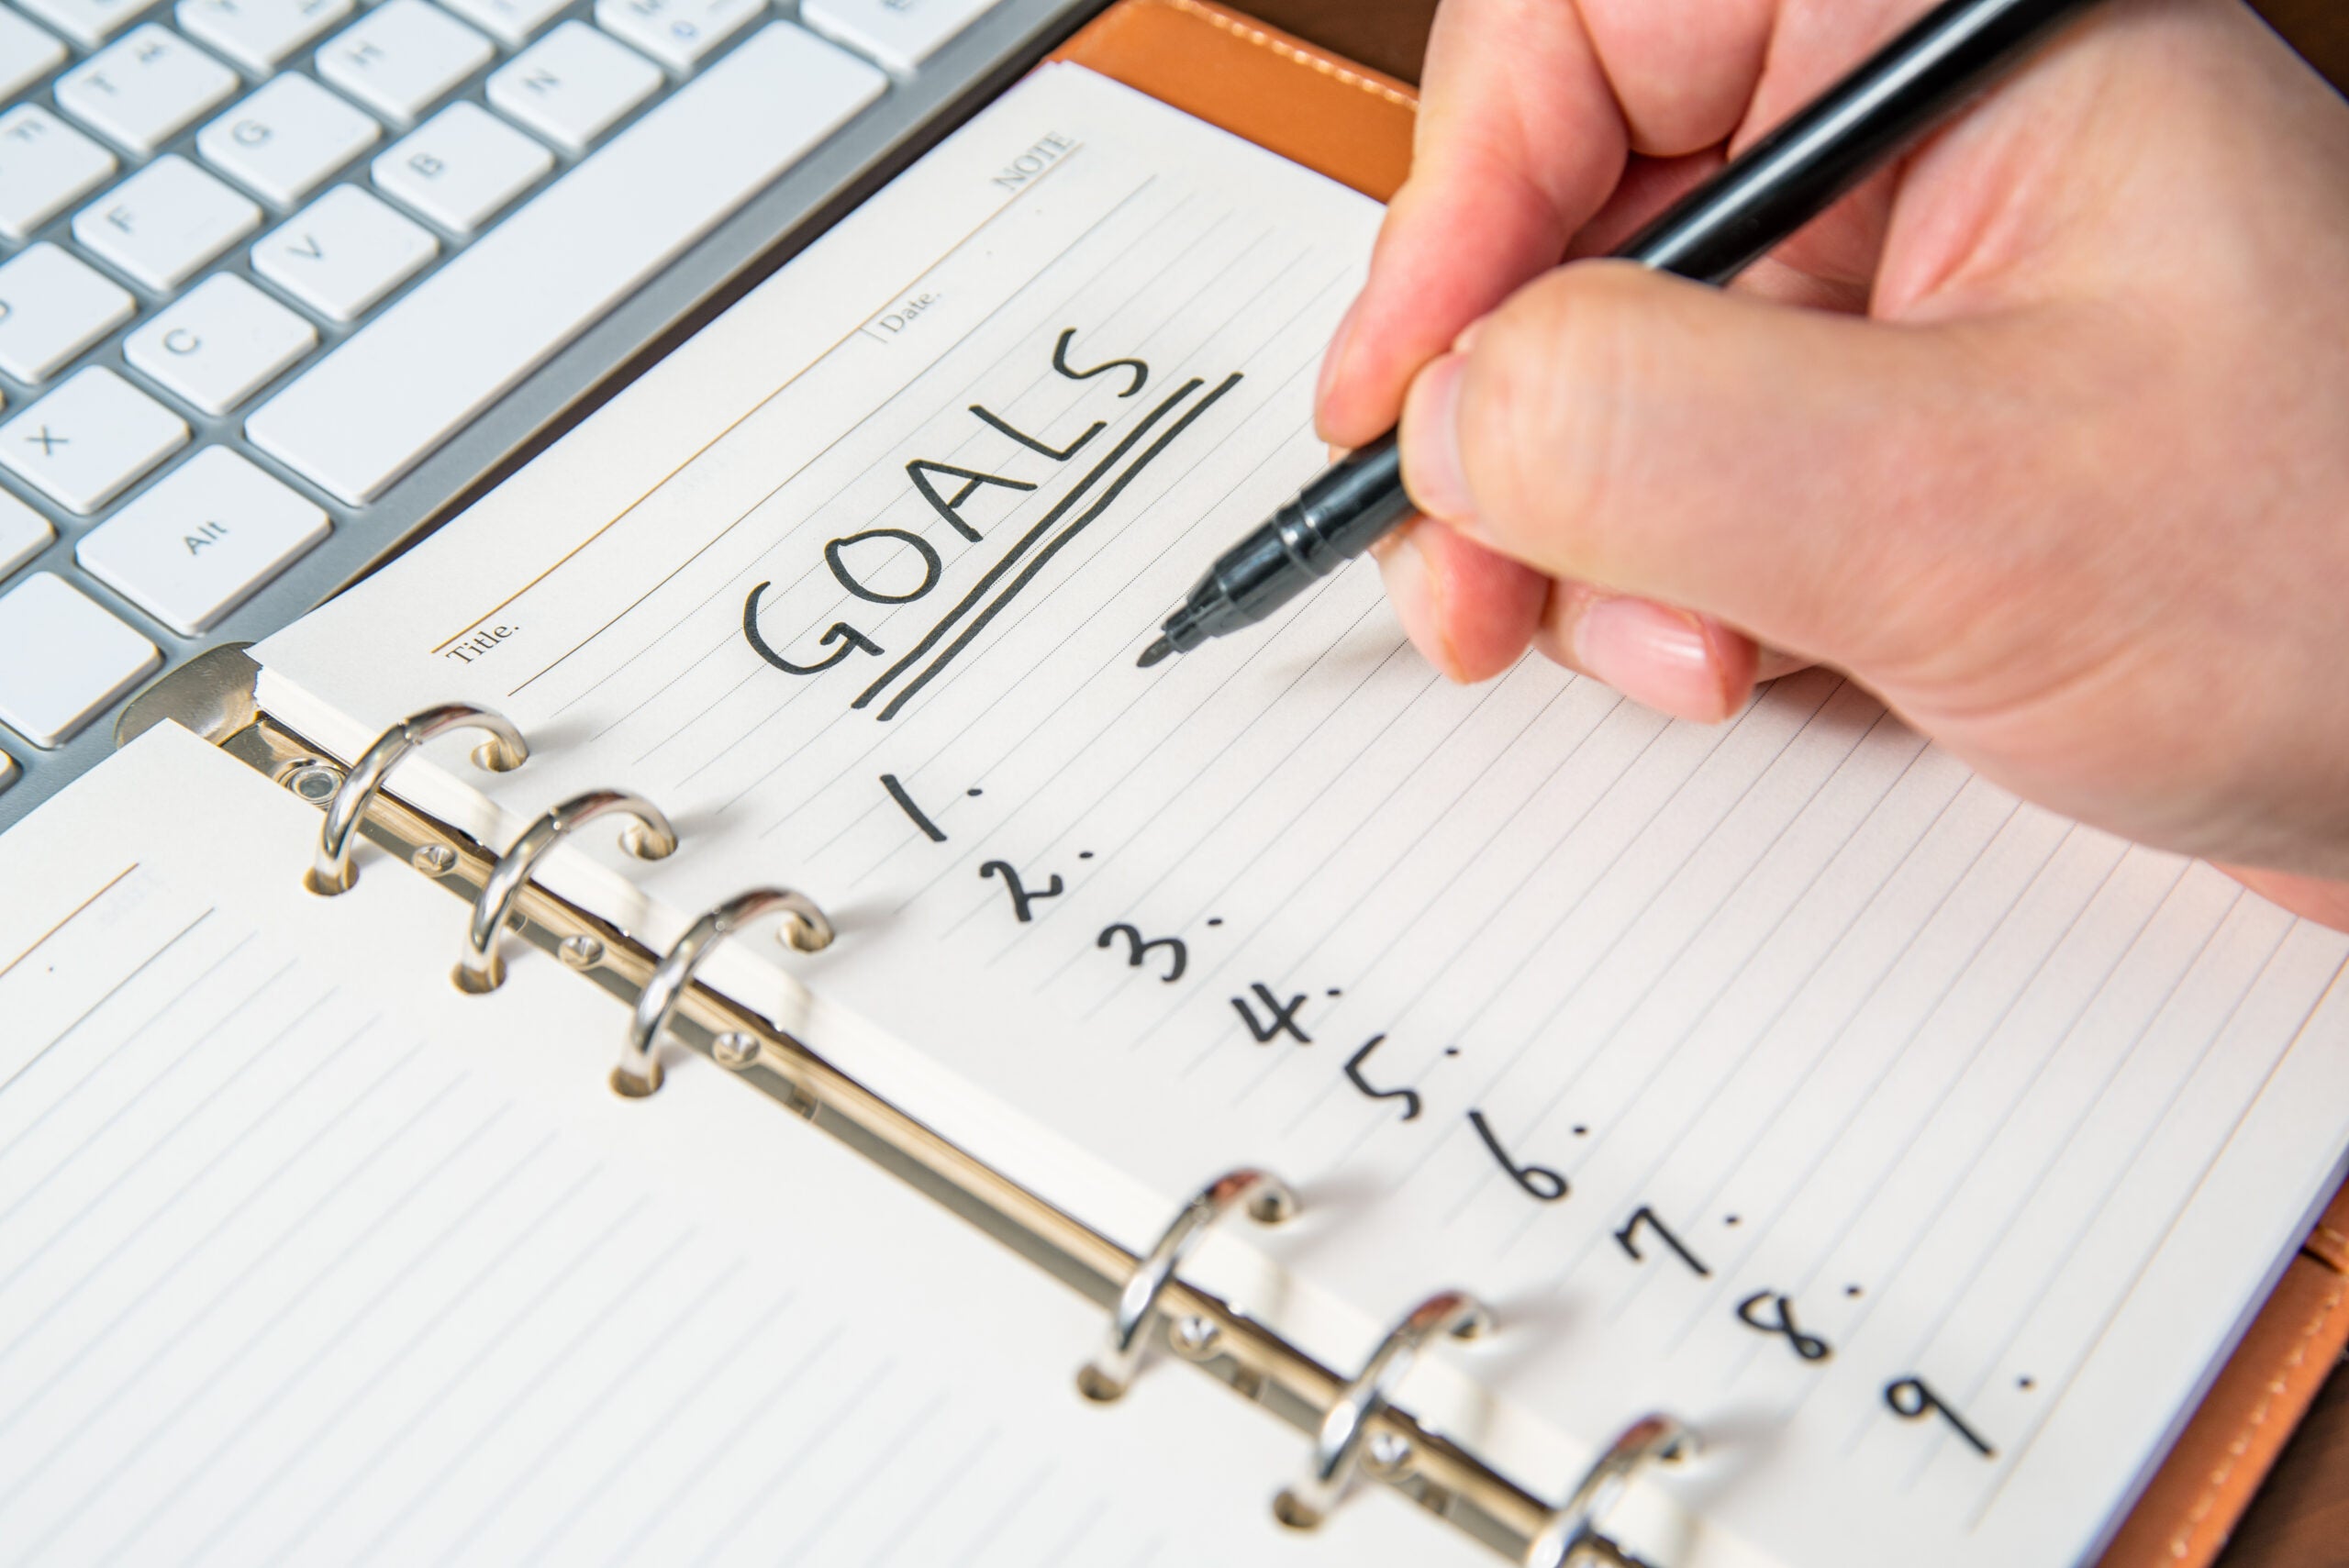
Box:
[125,273,317,414]
[178,0,354,72]
[0,106,117,242]
[316,0,493,123]
[251,182,437,319]
[437,0,565,49]
[0,573,161,747]
[16,0,145,49]
[487,20,661,154]
[73,155,263,291]
[0,488,55,579]
[54,25,241,157]
[373,99,550,233]
[0,7,68,100]
[594,0,761,72]
[77,446,329,633]
[249,23,885,503]
[198,72,381,207]
[0,367,190,514]
[800,0,1000,72]
[0,243,136,384]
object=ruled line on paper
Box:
[0,908,216,1103]
[0,863,138,984]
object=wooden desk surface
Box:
[1231,3,2349,1564]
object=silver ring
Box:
[454,790,677,995]
[306,704,528,895]
[611,886,834,1096]
[1273,1289,1493,1530]
[1522,1414,1698,1568]
[1076,1168,1297,1403]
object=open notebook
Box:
[224,41,2349,1568]
[0,721,1479,1567]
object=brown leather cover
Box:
[1049,0,1417,201]
[1048,5,2349,1561]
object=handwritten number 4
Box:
[1466,1109,1566,1202]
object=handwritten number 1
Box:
[1466,1109,1567,1202]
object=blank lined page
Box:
[253,62,2349,1568]
[0,723,1480,1568]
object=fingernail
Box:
[1401,351,1474,522]
[1571,597,1730,720]
[1374,527,1458,680]
[1315,292,1364,422]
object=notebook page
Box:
[0,722,1486,1568]
[252,61,2349,1568]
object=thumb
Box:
[1397,261,2032,687]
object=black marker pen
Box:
[1138,0,2106,670]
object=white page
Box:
[0,722,1488,1568]
[254,61,2349,1568]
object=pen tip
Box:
[1136,637,1174,669]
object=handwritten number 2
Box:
[979,862,1063,922]
[1885,1377,1997,1458]
[1466,1109,1567,1202]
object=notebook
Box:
[56,4,2347,1565]
[0,719,1480,1567]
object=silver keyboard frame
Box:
[0,0,1107,828]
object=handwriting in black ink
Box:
[907,461,1035,543]
[979,862,1063,922]
[1885,1376,1997,1457]
[1097,923,1186,982]
[1343,1034,1421,1122]
[1613,1206,1710,1276]
[1466,1109,1568,1202]
[880,774,946,842]
[826,528,943,603]
[744,584,884,674]
[969,404,1104,462]
[1735,1291,1831,1362]
[1230,983,1311,1045]
[1052,326,1146,397]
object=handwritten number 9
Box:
[1885,1376,1997,1458]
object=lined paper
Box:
[255,62,2349,1568]
[0,724,1479,1568]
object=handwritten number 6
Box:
[1466,1109,1567,1202]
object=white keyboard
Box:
[0,0,1068,825]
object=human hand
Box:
[1316,0,2349,926]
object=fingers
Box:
[1371,518,1549,684]
[1315,0,1626,447]
[1534,584,1763,724]
[1396,260,2023,673]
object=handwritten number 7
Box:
[1465,1109,1567,1202]
[1614,1206,1710,1277]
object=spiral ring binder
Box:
[454,790,678,994]
[306,704,528,895]
[1076,1167,1297,1403]
[1273,1289,1494,1531]
[612,886,836,1097]
[1521,1415,1698,1568]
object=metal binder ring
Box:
[453,790,677,995]
[1273,1289,1494,1531]
[611,886,834,1097]
[1076,1168,1297,1403]
[306,704,529,895]
[1522,1414,1698,1568]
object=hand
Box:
[1316,0,2349,927]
